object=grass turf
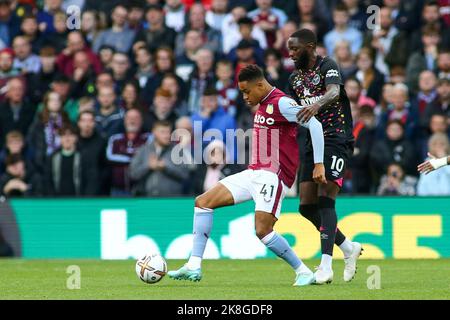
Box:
[0,259,449,300]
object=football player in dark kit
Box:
[287,29,363,284]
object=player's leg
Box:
[251,170,314,286]
[299,181,353,256]
[255,211,314,286]
[169,171,252,282]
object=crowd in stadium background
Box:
[0,0,449,198]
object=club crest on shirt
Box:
[266,103,274,114]
[312,74,321,85]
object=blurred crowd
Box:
[0,0,449,198]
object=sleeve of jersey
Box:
[321,58,342,86]
[278,96,324,164]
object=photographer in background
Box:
[377,162,417,196]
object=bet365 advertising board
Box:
[0,197,449,259]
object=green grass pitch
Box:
[1,259,449,299]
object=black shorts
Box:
[300,140,354,187]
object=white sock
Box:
[320,254,333,271]
[295,262,312,275]
[187,256,202,270]
[339,239,354,258]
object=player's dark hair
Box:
[238,64,264,82]
[290,28,317,46]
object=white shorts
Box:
[219,169,287,219]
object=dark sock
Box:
[299,203,346,246]
[318,196,337,256]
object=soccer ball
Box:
[135,253,167,284]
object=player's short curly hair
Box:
[237,64,264,82]
[290,28,317,46]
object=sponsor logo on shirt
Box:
[254,114,275,125]
[300,95,324,106]
[326,69,339,78]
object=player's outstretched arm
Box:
[418,153,450,174]
[296,84,340,123]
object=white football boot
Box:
[314,266,334,284]
[343,242,363,282]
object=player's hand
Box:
[418,152,440,174]
[297,103,320,123]
[313,163,327,184]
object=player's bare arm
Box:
[296,84,340,123]
[418,153,450,174]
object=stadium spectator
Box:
[264,48,290,93]
[348,105,377,194]
[289,0,330,41]
[221,5,267,55]
[424,74,450,127]
[0,0,21,47]
[376,162,417,196]
[406,24,441,94]
[148,87,179,131]
[27,91,70,174]
[193,139,241,194]
[27,46,57,104]
[92,5,136,54]
[186,48,215,114]
[409,0,450,53]
[134,4,177,53]
[334,40,358,82]
[12,35,41,74]
[160,73,188,115]
[175,3,222,56]
[370,120,417,185]
[342,0,368,32]
[69,50,97,100]
[173,116,193,149]
[77,110,106,195]
[0,154,41,197]
[81,10,106,46]
[191,86,236,153]
[20,14,43,55]
[417,132,450,195]
[37,0,63,34]
[44,10,68,54]
[226,17,265,64]
[273,20,297,72]
[119,80,145,114]
[0,77,35,149]
[33,75,79,124]
[56,31,102,77]
[414,71,440,137]
[0,130,33,175]
[106,108,150,196]
[324,4,363,57]
[377,83,419,140]
[206,0,228,31]
[134,46,154,89]
[0,48,21,96]
[44,124,98,196]
[215,59,238,116]
[110,52,133,95]
[127,1,145,32]
[353,47,385,103]
[231,39,263,83]
[248,0,287,48]
[129,120,190,196]
[164,0,186,33]
[141,46,184,107]
[175,29,203,82]
[94,85,124,138]
[98,45,115,70]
